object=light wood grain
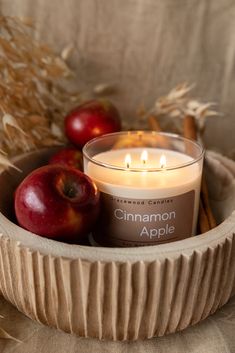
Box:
[0,148,234,340]
[0,0,234,158]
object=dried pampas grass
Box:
[152,83,219,122]
[0,16,82,168]
[140,83,220,135]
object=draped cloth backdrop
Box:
[0,1,235,352]
[0,0,234,156]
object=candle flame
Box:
[160,154,166,169]
[125,154,131,169]
[141,150,148,165]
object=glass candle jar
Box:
[83,131,204,247]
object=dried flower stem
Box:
[145,83,219,139]
[0,16,83,160]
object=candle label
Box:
[94,191,195,247]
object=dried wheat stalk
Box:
[147,83,218,233]
[0,16,83,167]
[144,82,219,136]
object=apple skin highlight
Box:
[64,99,121,148]
[14,165,100,243]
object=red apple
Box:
[49,147,83,170]
[14,165,100,243]
[64,99,121,148]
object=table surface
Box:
[0,295,234,353]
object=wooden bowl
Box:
[0,147,234,341]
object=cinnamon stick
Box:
[201,174,217,229]
[183,115,217,233]
[148,115,162,132]
[183,115,197,141]
[148,115,170,148]
[198,199,210,233]
[148,113,216,234]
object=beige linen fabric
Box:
[0,0,234,157]
[0,151,232,351]
[0,0,234,352]
[0,295,234,353]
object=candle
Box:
[83,131,204,247]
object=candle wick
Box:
[141,150,148,166]
[125,154,131,169]
[160,155,166,169]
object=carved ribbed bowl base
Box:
[0,148,234,340]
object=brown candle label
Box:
[93,191,195,247]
